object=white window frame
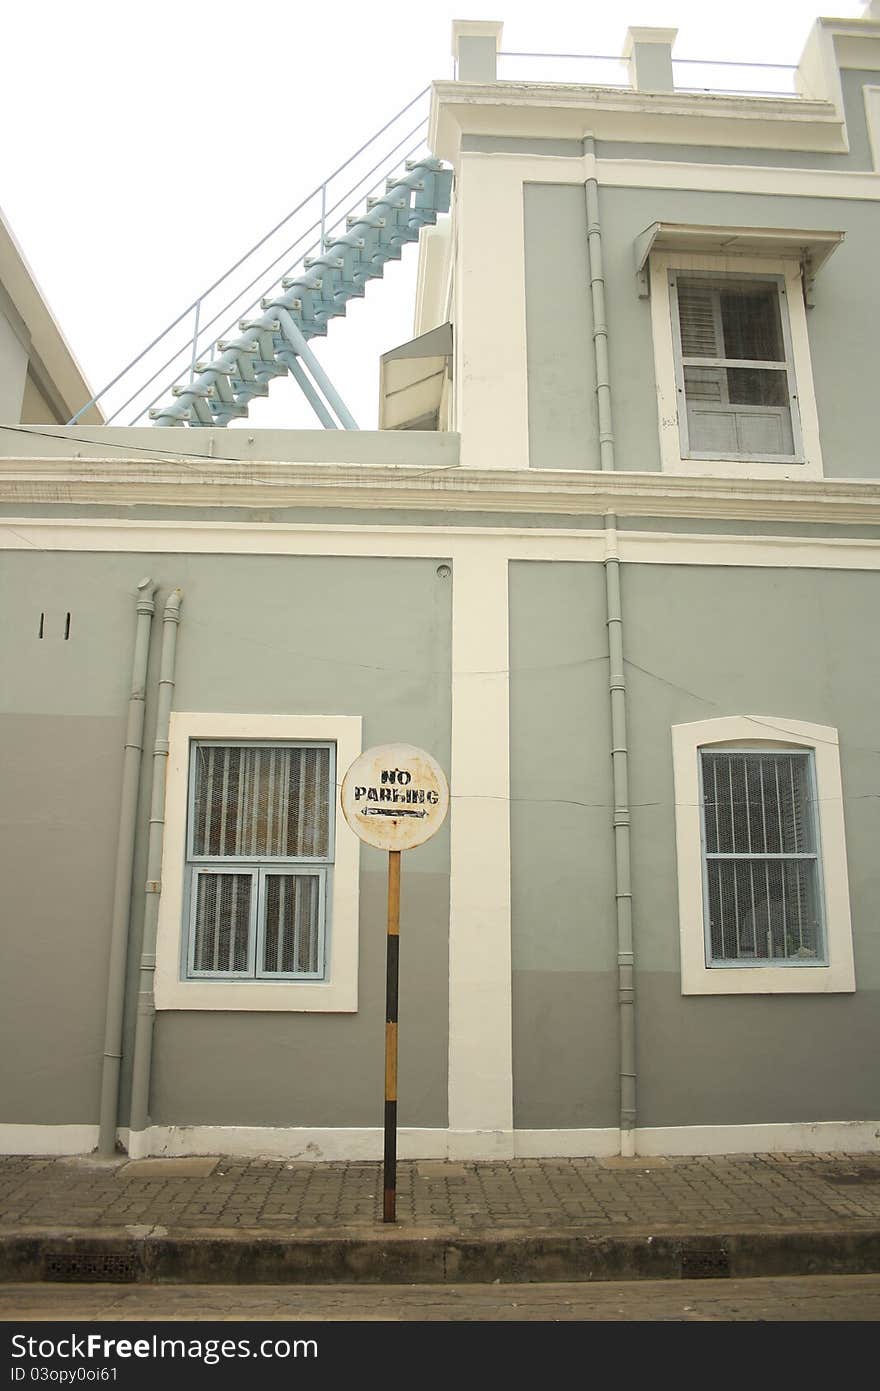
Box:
[650,250,824,481]
[672,716,855,995]
[670,270,802,463]
[155,713,362,1012]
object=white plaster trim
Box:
[623,27,678,53]
[5,520,880,567]
[122,1126,518,1162]
[456,155,529,469]
[0,1125,100,1155]
[432,83,846,166]
[4,1121,877,1160]
[672,716,856,996]
[6,460,880,518]
[513,1129,622,1158]
[866,85,880,170]
[154,713,362,1012]
[649,251,823,480]
[112,1121,880,1160]
[451,19,503,50]
[621,532,880,570]
[436,148,880,201]
[601,158,879,200]
[835,33,880,72]
[448,545,513,1133]
[636,1121,880,1156]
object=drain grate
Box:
[44,1250,140,1283]
[680,1248,730,1279]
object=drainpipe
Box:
[604,520,637,1157]
[128,588,183,1151]
[584,141,638,1157]
[585,147,615,475]
[97,578,156,1156]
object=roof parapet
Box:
[622,27,678,93]
[451,20,503,82]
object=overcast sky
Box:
[1,0,870,432]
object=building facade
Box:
[1,9,879,1161]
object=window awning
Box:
[379,322,453,431]
[634,223,845,299]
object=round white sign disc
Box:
[341,743,449,851]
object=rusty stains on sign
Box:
[341,744,449,851]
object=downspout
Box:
[97,578,157,1156]
[585,139,638,1157]
[128,588,183,1153]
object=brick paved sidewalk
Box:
[2,1151,880,1234]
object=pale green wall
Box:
[0,715,123,1123]
[624,562,880,1126]
[509,560,619,1127]
[524,183,880,478]
[524,186,598,472]
[508,558,880,1128]
[0,551,452,1130]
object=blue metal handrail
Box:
[116,123,430,428]
[68,88,441,428]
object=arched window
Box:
[672,717,855,995]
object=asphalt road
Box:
[2,1274,880,1321]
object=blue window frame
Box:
[184,740,335,981]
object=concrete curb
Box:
[3,1225,880,1285]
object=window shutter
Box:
[678,283,722,357]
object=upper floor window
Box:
[670,273,801,462]
[643,236,837,481]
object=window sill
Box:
[663,455,819,481]
[154,978,357,1013]
[682,962,854,997]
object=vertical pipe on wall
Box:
[584,141,615,474]
[584,144,638,1156]
[604,520,637,1157]
[97,578,157,1156]
[128,588,183,1146]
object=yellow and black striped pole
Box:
[383,849,402,1223]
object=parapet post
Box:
[452,20,504,82]
[623,27,678,93]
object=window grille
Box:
[670,273,801,461]
[699,749,825,966]
[185,741,333,981]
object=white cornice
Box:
[2,457,880,524]
[430,80,845,161]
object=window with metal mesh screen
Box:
[192,872,253,974]
[192,744,330,858]
[185,741,332,980]
[262,874,321,975]
[700,750,824,965]
[672,274,798,459]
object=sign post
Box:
[341,743,449,1223]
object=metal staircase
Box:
[70,91,452,430]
